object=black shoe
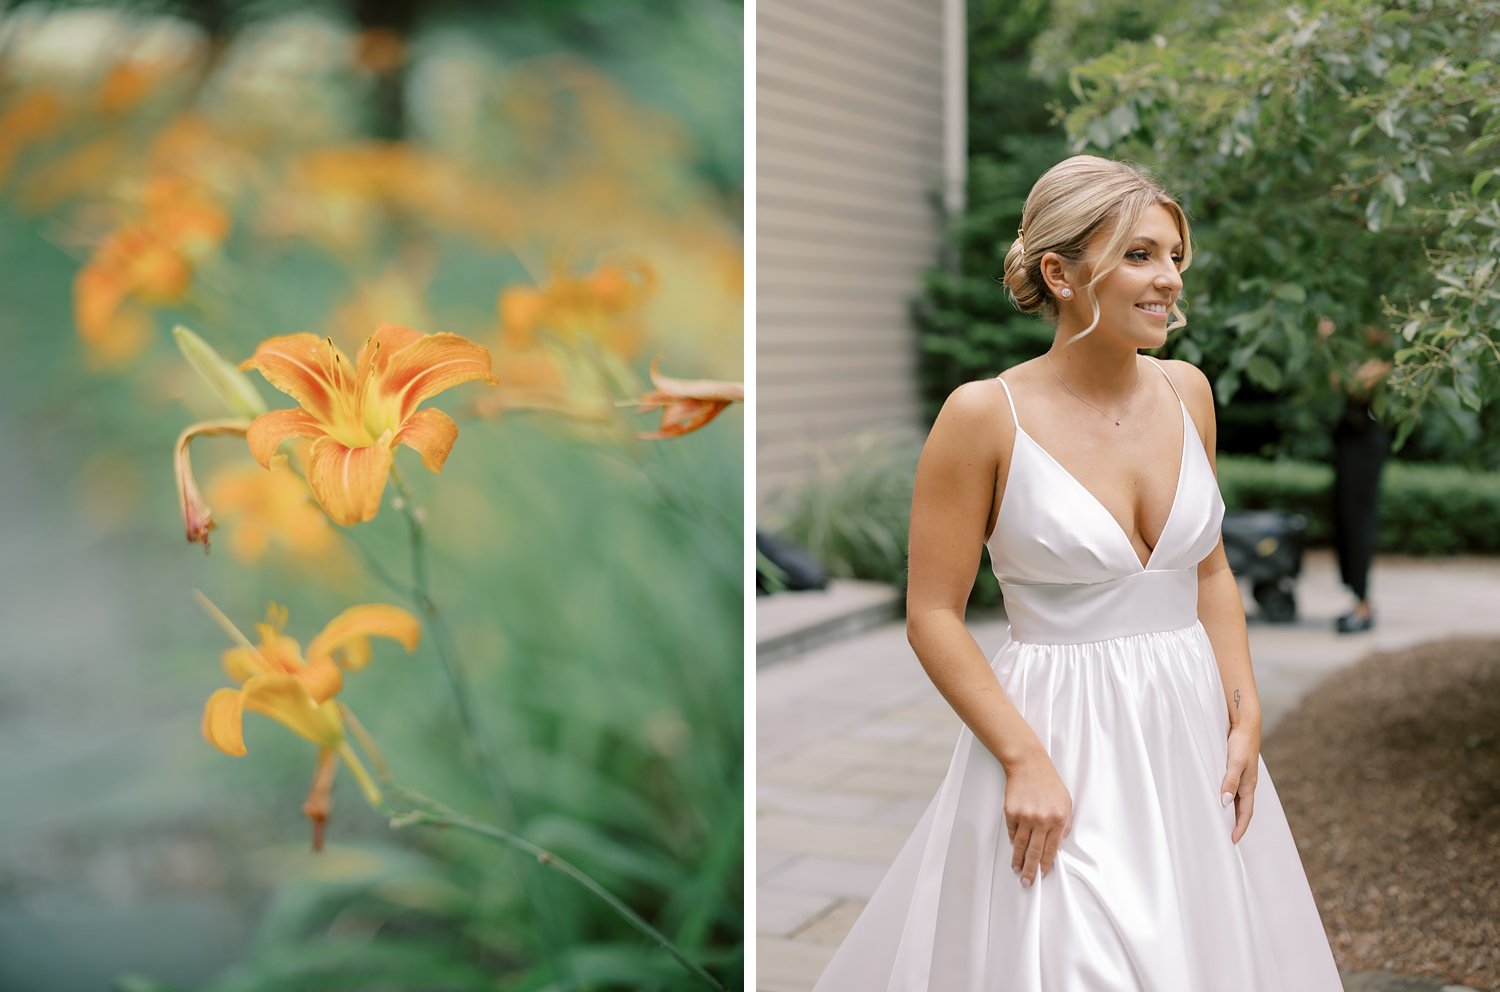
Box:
[1335,611,1374,634]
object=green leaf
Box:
[174,325,267,419]
[1455,367,1482,411]
[1214,369,1241,406]
[1246,354,1283,391]
[1381,171,1407,207]
[1272,283,1307,304]
[1473,170,1494,197]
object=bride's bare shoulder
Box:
[1154,358,1215,419]
[931,372,1023,444]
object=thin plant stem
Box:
[339,705,391,782]
[334,526,408,598]
[336,741,382,807]
[387,467,497,788]
[385,464,573,981]
[384,799,727,992]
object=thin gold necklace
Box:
[1045,354,1140,426]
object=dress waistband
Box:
[1000,569,1199,644]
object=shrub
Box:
[1218,456,1500,556]
[765,433,921,589]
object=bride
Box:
[809,156,1342,991]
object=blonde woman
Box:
[810,157,1341,991]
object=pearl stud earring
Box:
[1060,288,1073,299]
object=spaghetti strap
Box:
[995,375,1021,430]
[1144,355,1185,404]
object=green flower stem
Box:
[385,464,572,981]
[334,527,408,598]
[336,741,382,807]
[387,466,496,792]
[384,798,727,992]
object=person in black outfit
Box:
[1332,397,1389,633]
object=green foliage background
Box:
[919,0,1499,467]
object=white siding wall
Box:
[757,0,956,507]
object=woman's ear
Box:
[1040,252,1072,301]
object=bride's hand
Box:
[1003,752,1073,888]
[1221,724,1261,844]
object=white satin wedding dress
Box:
[811,358,1341,991]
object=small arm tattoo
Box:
[1233,689,1241,711]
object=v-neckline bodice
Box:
[985,357,1225,585]
[1008,401,1191,572]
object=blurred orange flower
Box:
[634,358,743,440]
[95,60,176,115]
[74,176,231,365]
[205,456,338,564]
[201,598,419,850]
[475,261,655,420]
[270,143,482,251]
[499,258,654,358]
[241,324,497,525]
[330,256,432,352]
[0,89,63,186]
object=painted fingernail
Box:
[1021,877,1032,889]
[1221,792,1233,807]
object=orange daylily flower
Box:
[205,456,338,565]
[200,598,420,850]
[634,358,744,440]
[240,324,497,526]
[499,259,655,358]
[74,176,231,365]
[475,261,656,420]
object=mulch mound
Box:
[1264,638,1500,990]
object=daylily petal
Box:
[304,435,394,526]
[377,332,497,423]
[355,322,426,382]
[203,686,248,756]
[241,333,355,423]
[222,646,268,683]
[299,655,344,703]
[246,408,324,469]
[644,357,746,403]
[255,629,305,674]
[307,603,421,671]
[240,672,345,747]
[393,407,458,472]
[636,399,732,440]
[174,419,251,550]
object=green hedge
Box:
[770,445,1500,600]
[1217,456,1500,556]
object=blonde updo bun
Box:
[1002,236,1046,314]
[1003,155,1192,336]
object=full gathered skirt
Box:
[811,623,1342,992]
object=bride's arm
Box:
[906,381,1072,886]
[1175,361,1263,844]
